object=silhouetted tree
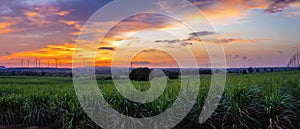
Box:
[105,76,113,80]
[248,67,253,73]
[41,72,46,76]
[129,68,152,81]
[168,72,179,79]
[242,70,247,74]
[270,68,274,72]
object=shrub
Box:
[270,68,274,72]
[104,76,113,80]
[168,72,179,79]
[248,67,253,73]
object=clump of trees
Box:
[129,68,179,81]
[129,68,152,81]
[105,76,113,80]
[242,70,247,74]
[248,67,253,73]
[270,68,274,72]
[168,72,179,79]
[104,75,121,80]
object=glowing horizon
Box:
[0,0,299,68]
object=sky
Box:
[0,0,299,68]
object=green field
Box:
[0,71,299,129]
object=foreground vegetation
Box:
[0,71,299,129]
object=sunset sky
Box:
[0,0,299,68]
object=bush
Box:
[270,68,274,72]
[242,70,247,74]
[129,68,152,81]
[105,76,113,80]
[248,67,253,73]
[168,72,179,79]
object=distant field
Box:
[0,71,299,128]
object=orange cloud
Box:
[55,11,70,16]
[2,43,75,67]
[1,42,120,68]
[21,6,71,26]
[186,0,269,24]
[23,9,70,18]
[285,11,300,18]
[60,20,82,35]
[0,22,13,34]
[285,1,300,18]
[215,37,270,44]
[76,14,174,52]
[291,1,300,8]
[24,11,39,17]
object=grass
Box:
[0,71,299,128]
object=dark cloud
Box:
[189,0,298,14]
[188,0,216,8]
[53,0,110,21]
[132,61,151,65]
[234,54,240,59]
[278,50,284,54]
[155,30,266,45]
[219,38,240,44]
[202,38,247,44]
[187,31,216,42]
[226,54,241,60]
[96,13,172,47]
[155,39,192,46]
[141,49,158,53]
[265,0,298,13]
[155,39,181,44]
[105,13,171,39]
[180,42,193,46]
[98,47,115,51]
[0,0,110,54]
[189,31,217,38]
[0,1,28,17]
[242,56,248,60]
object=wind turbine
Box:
[297,50,300,67]
[38,59,41,68]
[20,59,24,67]
[35,57,38,68]
[59,60,61,68]
[55,58,58,68]
[27,59,29,67]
